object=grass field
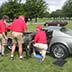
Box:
[0,20,72,72]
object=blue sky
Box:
[0,0,67,13]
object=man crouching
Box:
[33,25,48,63]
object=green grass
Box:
[66,21,72,29]
[1,52,72,72]
[1,21,72,72]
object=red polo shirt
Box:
[10,18,27,32]
[34,30,47,44]
[0,20,7,33]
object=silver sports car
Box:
[42,26,72,59]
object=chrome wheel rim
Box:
[53,45,65,58]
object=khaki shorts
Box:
[12,32,24,44]
[0,34,6,45]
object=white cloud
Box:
[44,0,67,13]
[0,0,7,6]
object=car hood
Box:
[53,30,72,39]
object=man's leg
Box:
[34,43,48,63]
[17,34,23,60]
[1,44,5,56]
[18,42,23,59]
[1,36,6,56]
[0,44,2,53]
[40,50,46,61]
[39,50,47,63]
[10,33,18,59]
[10,44,16,59]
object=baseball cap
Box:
[36,25,42,29]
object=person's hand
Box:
[4,36,8,40]
[31,40,35,44]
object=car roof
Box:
[42,26,62,31]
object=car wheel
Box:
[51,44,69,59]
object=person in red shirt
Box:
[0,15,9,56]
[10,16,27,60]
[33,25,48,63]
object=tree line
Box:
[0,0,72,21]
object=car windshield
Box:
[60,27,72,36]
[60,27,70,32]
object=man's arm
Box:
[2,32,8,40]
[1,22,8,40]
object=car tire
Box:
[51,43,69,59]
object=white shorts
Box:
[34,43,48,50]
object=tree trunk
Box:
[35,17,37,22]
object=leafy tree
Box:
[25,0,48,22]
[62,0,72,18]
[43,11,50,18]
[0,0,48,21]
[51,9,63,18]
[0,0,26,20]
